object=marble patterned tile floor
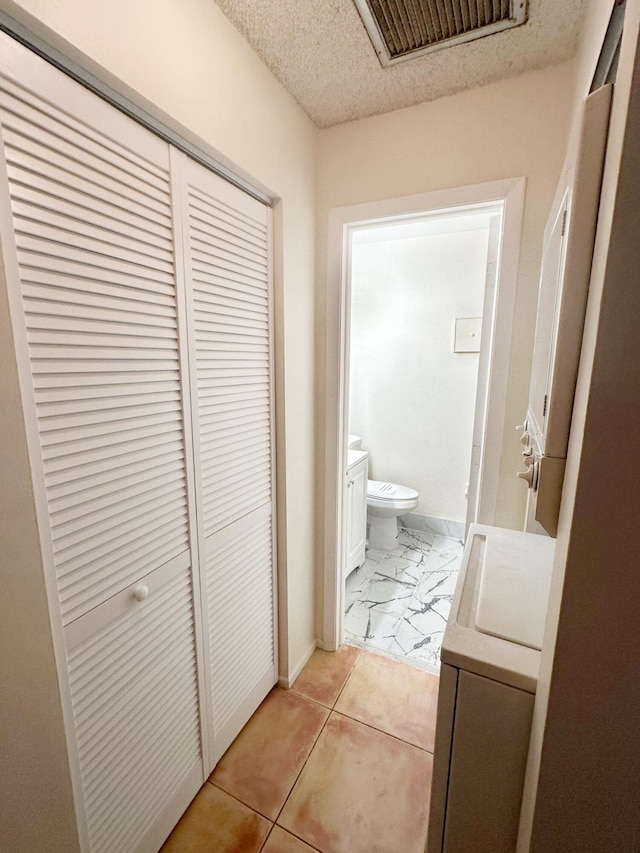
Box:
[162,646,438,853]
[344,527,463,673]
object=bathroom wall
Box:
[348,215,492,524]
[317,60,577,543]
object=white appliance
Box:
[518,84,612,536]
[427,524,555,853]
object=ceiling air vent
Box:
[353,0,529,66]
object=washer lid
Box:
[367,480,418,501]
[475,529,555,650]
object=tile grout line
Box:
[329,706,435,755]
[210,660,362,830]
[243,644,432,852]
[269,823,326,853]
[204,779,277,845]
[344,637,441,677]
[258,822,325,853]
[206,706,326,827]
[257,824,274,853]
[272,704,332,828]
[272,648,362,831]
[202,781,338,853]
[332,646,361,707]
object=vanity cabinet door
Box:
[346,456,368,577]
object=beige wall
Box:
[3,0,319,677]
[1,0,318,846]
[520,1,640,849]
[315,60,578,608]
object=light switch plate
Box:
[454,318,482,353]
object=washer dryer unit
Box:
[427,524,555,853]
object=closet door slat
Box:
[0,74,192,626]
[66,561,202,853]
[177,152,276,769]
[204,507,276,765]
[184,158,272,539]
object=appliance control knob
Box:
[517,461,539,489]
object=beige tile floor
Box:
[162,645,438,853]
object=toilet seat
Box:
[368,480,418,501]
[367,480,418,510]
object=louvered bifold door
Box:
[0,33,206,851]
[173,151,277,769]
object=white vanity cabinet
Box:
[345,449,368,578]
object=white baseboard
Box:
[278,638,317,689]
[315,638,339,652]
[399,512,465,541]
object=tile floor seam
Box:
[206,777,279,824]
[344,637,440,677]
[289,646,360,710]
[257,823,275,853]
[330,707,434,754]
[272,705,334,826]
[271,824,325,853]
[288,686,334,712]
[329,647,361,709]
[259,824,322,853]
[275,710,433,853]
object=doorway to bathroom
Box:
[322,179,526,669]
[343,207,500,671]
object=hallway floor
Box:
[345,527,463,672]
[162,645,438,853]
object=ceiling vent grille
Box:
[354,0,528,66]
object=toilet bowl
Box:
[346,434,419,549]
[367,480,419,550]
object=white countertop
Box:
[347,448,368,470]
[442,523,555,694]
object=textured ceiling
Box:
[215,0,588,128]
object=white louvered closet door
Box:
[0,34,206,852]
[174,151,277,769]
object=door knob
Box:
[133,584,149,602]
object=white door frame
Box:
[320,178,526,651]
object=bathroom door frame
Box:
[321,177,526,651]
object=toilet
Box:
[348,435,419,550]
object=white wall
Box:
[317,60,577,547]
[349,223,490,523]
[519,2,640,849]
[0,0,318,847]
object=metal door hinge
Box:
[543,394,548,417]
